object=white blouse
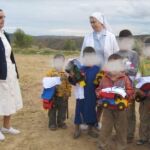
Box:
[0,29,12,64]
[81,30,119,65]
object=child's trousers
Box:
[98,109,127,150]
[139,97,150,141]
[127,101,136,139]
[48,97,68,127]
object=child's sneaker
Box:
[73,130,81,139]
[80,124,88,130]
[1,127,20,135]
[136,139,148,145]
[95,122,102,131]
[88,130,99,138]
[127,137,134,143]
[0,131,5,141]
[49,125,57,131]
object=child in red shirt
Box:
[96,54,134,150]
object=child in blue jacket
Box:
[68,47,100,139]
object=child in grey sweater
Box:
[117,29,139,143]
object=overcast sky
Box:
[1,0,150,36]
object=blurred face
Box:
[82,52,99,66]
[119,37,134,51]
[90,17,104,32]
[143,45,150,57]
[0,11,5,29]
[53,57,65,71]
[104,59,125,75]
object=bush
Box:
[13,29,33,48]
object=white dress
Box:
[0,30,23,116]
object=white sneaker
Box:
[96,122,102,130]
[80,124,88,130]
[1,127,20,135]
[0,131,5,141]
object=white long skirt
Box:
[0,63,23,116]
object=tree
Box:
[63,40,77,50]
[13,29,33,48]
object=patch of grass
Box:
[13,47,80,56]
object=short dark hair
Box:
[83,47,96,56]
[144,37,150,44]
[108,53,123,61]
[144,37,150,47]
[53,54,65,60]
[119,29,133,38]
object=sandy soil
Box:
[0,54,149,150]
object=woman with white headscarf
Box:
[81,12,119,67]
[80,12,119,130]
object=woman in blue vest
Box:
[0,9,23,141]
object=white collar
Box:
[94,29,106,36]
[0,29,4,36]
[93,29,106,40]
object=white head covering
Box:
[90,12,112,33]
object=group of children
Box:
[41,30,150,150]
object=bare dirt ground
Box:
[0,54,149,150]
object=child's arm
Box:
[124,75,134,101]
[66,77,72,98]
[132,52,140,75]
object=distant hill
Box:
[9,33,150,50]
[33,34,150,50]
[33,35,84,50]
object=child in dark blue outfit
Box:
[69,47,100,139]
